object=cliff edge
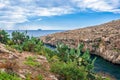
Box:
[40,20,120,64]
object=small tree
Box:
[12,31,29,44]
[0,30,10,44]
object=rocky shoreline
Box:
[40,20,120,64]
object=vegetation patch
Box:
[0,30,111,80]
[113,48,120,53]
[0,71,21,80]
[24,56,41,67]
[0,30,10,44]
[25,74,44,80]
[51,61,88,80]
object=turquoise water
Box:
[92,55,120,80]
[6,30,120,80]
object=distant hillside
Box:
[41,19,120,64]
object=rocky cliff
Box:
[40,20,120,64]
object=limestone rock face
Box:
[40,20,120,64]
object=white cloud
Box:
[71,0,120,12]
[0,23,14,30]
[0,0,120,30]
[31,7,74,16]
[0,3,5,8]
[0,0,75,30]
[37,18,42,21]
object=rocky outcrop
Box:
[40,20,120,64]
[0,43,58,80]
[0,43,12,54]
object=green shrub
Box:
[51,61,88,80]
[24,56,41,67]
[0,71,21,80]
[22,37,43,52]
[11,34,44,53]
[50,55,60,62]
[7,39,14,45]
[56,43,70,62]
[0,30,10,44]
[56,43,84,62]
[43,47,56,58]
[12,31,29,44]
[22,38,36,52]
[34,39,44,52]
[50,44,103,80]
[25,74,44,80]
[37,74,44,80]
[11,44,23,53]
[56,43,95,71]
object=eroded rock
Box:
[40,20,120,64]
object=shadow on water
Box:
[91,54,120,80]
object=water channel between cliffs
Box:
[46,44,120,80]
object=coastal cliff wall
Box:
[40,20,120,64]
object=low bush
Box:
[36,74,44,80]
[25,74,44,80]
[10,31,44,53]
[12,31,29,44]
[50,44,98,80]
[0,71,21,80]
[22,37,44,52]
[24,56,41,67]
[0,30,10,44]
[51,61,88,80]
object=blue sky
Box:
[0,0,120,30]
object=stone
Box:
[40,19,120,64]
